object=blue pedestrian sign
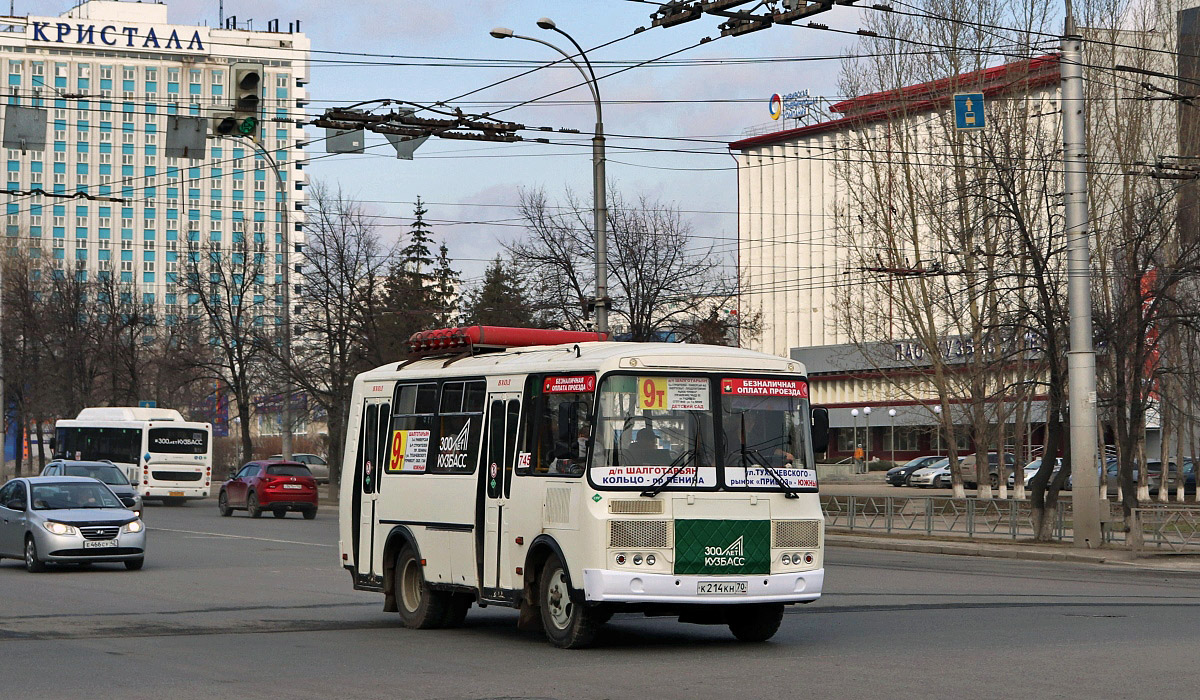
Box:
[138,400,156,408]
[953,93,985,130]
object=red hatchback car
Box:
[218,460,318,519]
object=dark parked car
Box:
[218,460,317,519]
[41,459,142,517]
[886,456,944,486]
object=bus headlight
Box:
[123,520,144,534]
[44,521,78,536]
[645,554,656,566]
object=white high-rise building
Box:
[0,0,309,327]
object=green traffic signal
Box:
[237,116,258,136]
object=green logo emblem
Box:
[592,494,602,502]
[674,519,770,575]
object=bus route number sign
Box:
[639,377,709,411]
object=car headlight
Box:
[44,521,78,536]
[123,520,144,534]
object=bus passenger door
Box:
[356,399,389,579]
[480,393,521,595]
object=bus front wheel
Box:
[538,555,600,649]
[395,545,448,629]
[726,604,785,642]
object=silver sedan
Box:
[0,476,146,572]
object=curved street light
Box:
[491,19,609,334]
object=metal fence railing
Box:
[821,495,1071,542]
[822,496,1200,551]
[1131,506,1200,552]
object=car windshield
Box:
[266,465,311,477]
[902,457,931,468]
[61,464,129,485]
[31,482,123,509]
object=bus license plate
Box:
[83,540,118,549]
[169,491,184,497]
[697,581,748,595]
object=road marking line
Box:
[153,527,335,547]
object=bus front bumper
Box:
[581,568,824,604]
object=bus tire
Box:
[440,593,472,628]
[218,491,232,517]
[726,604,784,642]
[247,492,263,518]
[538,554,599,649]
[395,545,448,629]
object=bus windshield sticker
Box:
[726,466,818,490]
[388,429,430,473]
[543,375,596,393]
[638,377,709,411]
[720,378,808,398]
[593,465,717,488]
[517,452,531,470]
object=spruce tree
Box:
[462,256,541,327]
[432,242,460,326]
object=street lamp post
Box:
[863,407,872,467]
[889,408,897,464]
[850,408,860,471]
[933,404,943,455]
[491,18,608,335]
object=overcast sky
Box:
[47,0,867,284]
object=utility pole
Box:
[1061,5,1102,548]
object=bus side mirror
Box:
[810,407,829,455]
[49,437,56,451]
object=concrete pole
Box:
[1061,17,1101,547]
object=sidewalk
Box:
[827,530,1200,572]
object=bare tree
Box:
[509,186,741,340]
[277,182,393,486]
[178,236,271,462]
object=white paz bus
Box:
[54,407,214,504]
[338,326,829,648]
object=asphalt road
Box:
[1,500,1197,700]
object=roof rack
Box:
[406,325,608,358]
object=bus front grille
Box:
[772,520,821,549]
[609,520,671,549]
[608,499,664,515]
[150,470,203,482]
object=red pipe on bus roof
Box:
[406,326,609,354]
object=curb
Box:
[824,532,1200,571]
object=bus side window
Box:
[504,399,520,498]
[375,402,390,493]
[388,383,437,474]
[519,375,594,478]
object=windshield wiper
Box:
[742,447,800,499]
[640,449,696,498]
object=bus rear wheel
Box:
[538,554,600,649]
[726,604,785,642]
[395,545,448,629]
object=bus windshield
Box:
[55,427,142,464]
[592,375,717,489]
[148,428,209,454]
[719,378,816,491]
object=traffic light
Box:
[222,61,263,139]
